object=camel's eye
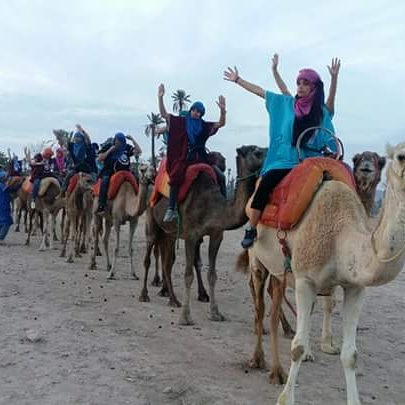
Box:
[397,154,405,162]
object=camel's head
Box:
[236,145,266,175]
[386,141,405,189]
[138,163,156,185]
[77,172,94,191]
[352,151,386,193]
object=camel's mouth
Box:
[359,168,374,173]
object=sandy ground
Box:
[0,216,404,405]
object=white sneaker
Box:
[30,201,36,210]
[163,208,178,222]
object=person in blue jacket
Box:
[224,56,341,248]
[0,170,22,243]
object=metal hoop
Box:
[296,126,343,162]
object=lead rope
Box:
[277,230,297,318]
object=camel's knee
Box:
[341,346,357,369]
[207,269,217,285]
[291,343,305,362]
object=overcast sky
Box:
[0,0,404,173]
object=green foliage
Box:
[171,89,191,113]
[0,150,9,170]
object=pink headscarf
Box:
[294,68,321,118]
[55,147,66,171]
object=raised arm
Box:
[325,58,341,113]
[126,134,142,156]
[213,95,226,129]
[271,53,292,96]
[158,84,170,121]
[7,148,11,160]
[223,66,265,99]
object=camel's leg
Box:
[128,218,139,280]
[321,294,340,354]
[103,219,112,272]
[52,215,58,242]
[49,213,56,249]
[341,286,365,405]
[161,239,181,307]
[151,243,161,286]
[15,200,21,232]
[23,208,28,233]
[107,221,119,279]
[268,276,288,384]
[207,234,225,322]
[74,217,82,257]
[268,275,295,339]
[39,212,49,251]
[194,240,209,302]
[60,217,69,257]
[25,209,33,246]
[139,242,154,302]
[67,217,77,263]
[276,278,316,405]
[248,266,268,369]
[89,216,101,270]
[179,238,197,325]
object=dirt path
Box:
[0,218,404,405]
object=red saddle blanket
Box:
[246,157,356,230]
[92,171,139,200]
[150,157,217,207]
[67,174,79,194]
[22,177,33,194]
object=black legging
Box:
[251,168,292,211]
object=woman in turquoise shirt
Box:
[224,56,341,248]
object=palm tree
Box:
[171,89,191,113]
[145,112,164,171]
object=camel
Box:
[259,150,387,350]
[237,141,405,405]
[353,151,386,215]
[89,164,154,280]
[60,172,94,262]
[25,177,66,251]
[140,145,266,323]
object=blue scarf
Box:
[185,101,205,146]
[111,132,127,160]
[73,132,86,161]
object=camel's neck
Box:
[361,178,405,286]
[134,181,150,216]
[222,168,257,230]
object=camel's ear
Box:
[386,143,394,159]
[377,155,386,170]
[352,153,361,166]
[236,146,248,158]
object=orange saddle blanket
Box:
[247,157,355,230]
[92,171,139,200]
[22,177,33,194]
[150,157,217,207]
[67,174,79,194]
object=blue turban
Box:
[112,132,127,159]
[190,101,205,117]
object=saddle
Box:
[150,157,217,207]
[92,171,139,200]
[246,157,356,230]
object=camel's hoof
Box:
[107,273,115,280]
[15,228,20,233]
[168,298,181,308]
[151,277,161,287]
[178,308,194,325]
[321,343,340,355]
[89,263,97,270]
[158,288,169,297]
[80,246,87,254]
[197,291,210,303]
[130,273,139,281]
[75,253,82,258]
[96,249,102,256]
[139,293,150,303]
[209,305,225,322]
[60,252,66,258]
[269,366,288,385]
[303,351,315,362]
[39,247,46,252]
[66,257,74,264]
[248,353,265,369]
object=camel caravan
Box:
[1,56,403,405]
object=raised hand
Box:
[216,95,226,111]
[327,58,341,78]
[158,83,165,97]
[271,53,279,70]
[223,66,239,82]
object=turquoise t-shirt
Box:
[260,90,336,175]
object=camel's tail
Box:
[235,250,250,274]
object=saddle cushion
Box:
[247,157,356,230]
[92,171,138,200]
[67,174,79,194]
[150,157,217,207]
[38,177,61,196]
[22,177,33,194]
